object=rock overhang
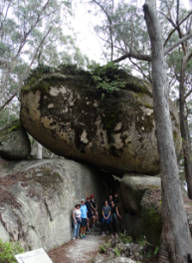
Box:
[20,65,181,175]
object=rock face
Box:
[120,174,192,245]
[20,66,181,175]
[0,120,31,160]
[0,158,103,250]
[120,174,161,214]
[120,174,161,245]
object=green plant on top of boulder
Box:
[0,239,24,263]
[89,62,127,93]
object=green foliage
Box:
[113,247,121,257]
[89,62,126,92]
[24,62,128,94]
[0,0,89,115]
[153,246,159,256]
[137,236,150,247]
[99,240,112,254]
[0,109,18,129]
[99,245,106,254]
[58,64,84,75]
[98,233,159,261]
[0,239,24,263]
[23,63,88,91]
[119,233,133,244]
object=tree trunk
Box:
[37,142,43,160]
[143,1,192,262]
[179,57,192,199]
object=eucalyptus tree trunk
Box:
[37,142,43,159]
[143,1,192,262]
[179,57,192,199]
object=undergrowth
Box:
[0,239,24,263]
[98,233,159,263]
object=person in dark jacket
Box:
[101,200,112,235]
[111,200,121,237]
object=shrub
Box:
[119,232,133,244]
[89,62,127,92]
[0,239,24,263]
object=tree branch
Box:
[129,57,151,82]
[163,10,192,48]
[164,32,192,55]
[0,92,17,112]
[113,31,192,63]
[113,51,151,63]
[91,0,114,60]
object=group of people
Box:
[72,194,97,239]
[72,193,121,239]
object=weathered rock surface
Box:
[0,120,31,160]
[20,66,181,175]
[0,158,103,250]
[120,174,192,245]
[120,174,161,244]
[120,174,161,213]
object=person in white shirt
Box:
[72,204,81,239]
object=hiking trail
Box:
[49,234,105,263]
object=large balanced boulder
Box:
[0,158,103,250]
[0,120,31,160]
[20,65,181,175]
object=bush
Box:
[119,232,133,244]
[0,239,24,263]
[89,62,127,93]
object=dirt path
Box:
[48,234,105,263]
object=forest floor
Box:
[48,234,105,263]
[48,231,158,263]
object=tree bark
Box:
[179,56,192,199]
[37,142,43,160]
[143,1,192,262]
